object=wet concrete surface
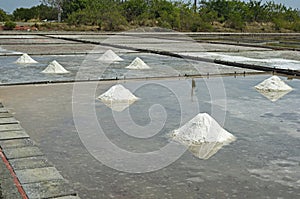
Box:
[0,103,79,198]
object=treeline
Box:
[0,5,58,22]
[200,0,300,31]
[1,0,300,32]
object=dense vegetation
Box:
[1,0,300,32]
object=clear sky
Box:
[0,0,299,13]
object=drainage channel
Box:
[0,102,80,199]
[0,71,269,87]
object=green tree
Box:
[0,9,9,21]
[13,4,57,21]
[122,0,148,22]
[13,8,35,21]
[62,0,88,19]
[42,0,63,21]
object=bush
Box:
[4,21,16,30]
[291,21,300,32]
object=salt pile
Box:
[98,50,124,62]
[15,53,38,64]
[98,84,139,111]
[255,76,293,91]
[41,60,70,74]
[172,113,235,144]
[171,113,236,159]
[126,57,151,70]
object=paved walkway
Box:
[0,102,80,199]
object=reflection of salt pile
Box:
[255,76,293,102]
[98,50,123,62]
[98,84,139,112]
[255,76,293,91]
[126,57,151,70]
[256,90,292,102]
[172,113,236,159]
[15,53,38,64]
[41,60,69,74]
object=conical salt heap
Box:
[126,57,151,70]
[15,53,38,64]
[171,113,236,159]
[98,50,124,62]
[255,76,293,102]
[255,76,293,91]
[41,60,69,74]
[98,84,139,111]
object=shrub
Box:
[4,21,16,30]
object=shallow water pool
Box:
[0,75,299,198]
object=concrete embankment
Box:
[0,102,80,199]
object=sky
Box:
[0,0,299,13]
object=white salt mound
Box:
[15,53,38,64]
[98,84,139,102]
[126,57,151,70]
[255,76,293,91]
[172,113,236,145]
[98,50,123,62]
[42,60,69,74]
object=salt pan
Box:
[126,57,150,70]
[41,60,70,74]
[255,76,293,91]
[15,53,38,64]
[98,50,123,62]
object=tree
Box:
[122,0,148,22]
[13,4,57,21]
[13,8,35,21]
[61,0,88,19]
[0,9,9,21]
[42,0,63,22]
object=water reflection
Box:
[191,78,196,102]
[188,141,231,159]
[100,100,136,112]
[255,89,292,102]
